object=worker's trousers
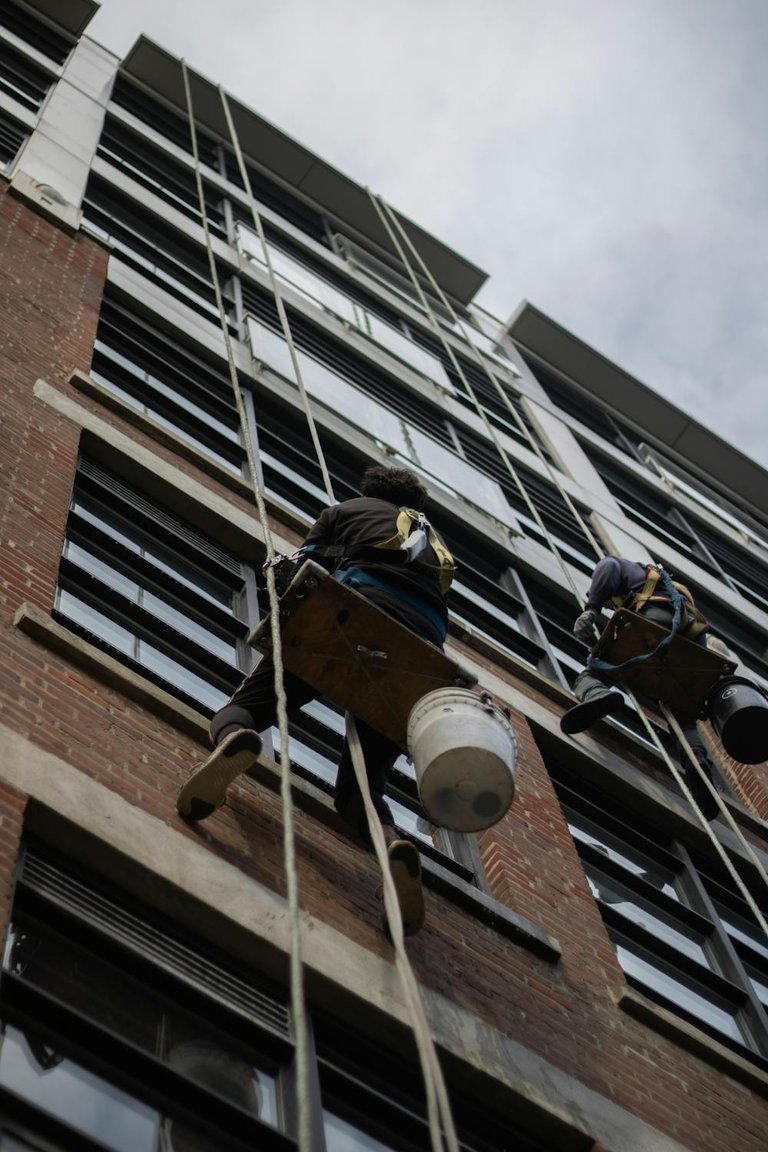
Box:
[219,658,401,840]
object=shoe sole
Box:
[177,731,262,821]
[560,693,625,735]
[386,840,425,936]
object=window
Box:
[55,458,254,712]
[91,293,245,475]
[644,449,768,557]
[0,842,556,1151]
[0,39,53,111]
[243,287,521,528]
[412,328,542,453]
[522,354,640,453]
[109,75,330,247]
[549,756,768,1067]
[238,222,453,393]
[1,1,74,65]
[109,74,220,168]
[243,280,455,451]
[82,176,231,327]
[585,447,768,613]
[438,521,547,672]
[0,107,26,170]
[97,116,227,237]
[1,841,296,1152]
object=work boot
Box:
[560,690,627,735]
[177,729,262,822]
[681,754,720,822]
[385,839,425,937]
[561,669,628,735]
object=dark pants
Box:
[212,585,441,841]
[219,658,402,838]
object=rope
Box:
[366,190,593,605]
[661,705,768,935]
[181,62,312,1151]
[346,714,459,1152]
[212,78,461,1150]
[365,189,768,934]
[218,86,335,507]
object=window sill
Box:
[619,985,768,1098]
[14,602,560,964]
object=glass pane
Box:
[406,428,512,525]
[584,865,710,965]
[64,541,140,601]
[746,965,768,1011]
[65,546,238,661]
[91,369,242,475]
[140,645,229,711]
[323,1108,400,1151]
[567,818,679,899]
[93,341,241,444]
[0,1025,159,1152]
[56,588,137,657]
[71,497,236,610]
[716,903,768,962]
[57,592,230,711]
[615,943,745,1043]
[5,923,280,1130]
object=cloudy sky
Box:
[87,0,767,467]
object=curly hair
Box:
[360,465,427,510]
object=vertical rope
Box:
[365,189,584,604]
[366,188,768,934]
[662,705,768,936]
[180,62,312,1152]
[346,714,459,1152]
[218,85,336,507]
[214,75,461,1146]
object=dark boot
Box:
[682,753,720,822]
[561,671,626,735]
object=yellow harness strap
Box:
[610,566,708,639]
[376,508,456,596]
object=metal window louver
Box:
[20,848,292,1042]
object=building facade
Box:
[1,2,768,1149]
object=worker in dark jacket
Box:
[178,466,455,934]
[561,556,721,820]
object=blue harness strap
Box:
[586,569,685,675]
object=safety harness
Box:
[588,565,708,674]
[304,507,456,595]
[609,565,708,640]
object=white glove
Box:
[573,609,597,644]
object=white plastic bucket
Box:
[407,688,517,831]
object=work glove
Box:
[573,609,597,645]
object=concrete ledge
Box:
[619,987,768,1098]
[13,602,559,961]
[14,601,207,740]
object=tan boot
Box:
[385,839,425,936]
[177,730,262,821]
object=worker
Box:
[178,465,455,935]
[561,556,722,820]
